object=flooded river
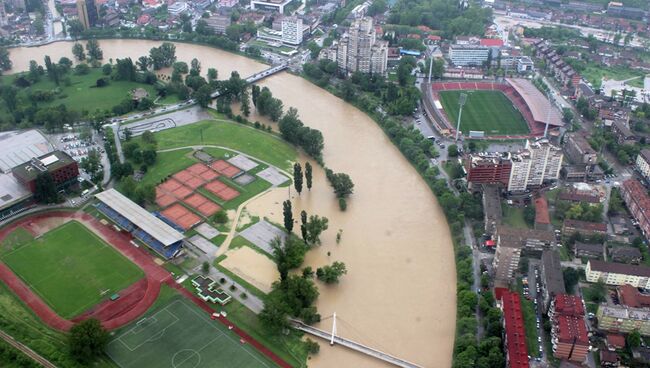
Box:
[6,39,456,368]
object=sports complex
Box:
[422,79,564,139]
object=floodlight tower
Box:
[428,56,434,84]
[455,92,468,142]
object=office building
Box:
[448,45,490,66]
[204,14,231,35]
[76,0,98,29]
[334,17,388,75]
[621,179,650,241]
[281,17,303,45]
[250,0,292,13]
[585,260,650,288]
[12,151,79,193]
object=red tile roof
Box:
[623,179,650,212]
[480,38,504,47]
[555,315,589,345]
[606,334,626,349]
[618,283,650,308]
[563,219,607,232]
[501,290,530,368]
[554,294,584,317]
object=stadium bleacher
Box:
[95,203,183,259]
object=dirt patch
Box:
[220,247,278,294]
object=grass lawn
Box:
[439,90,530,136]
[106,297,278,368]
[137,149,196,186]
[1,221,144,318]
[502,203,531,229]
[0,280,117,367]
[581,63,647,89]
[0,227,35,256]
[152,120,297,171]
[0,68,157,113]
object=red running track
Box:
[0,211,292,367]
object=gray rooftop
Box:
[0,173,32,210]
[0,130,53,173]
[95,189,184,246]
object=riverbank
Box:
[5,39,456,368]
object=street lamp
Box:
[455,93,467,142]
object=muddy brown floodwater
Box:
[7,39,456,368]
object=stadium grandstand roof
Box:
[506,78,563,127]
[95,189,184,246]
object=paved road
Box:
[0,329,57,368]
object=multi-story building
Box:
[448,44,490,67]
[12,151,79,193]
[541,250,565,312]
[612,121,637,145]
[76,0,98,29]
[564,133,598,165]
[508,139,563,192]
[204,14,231,35]
[465,152,512,188]
[0,1,7,27]
[332,17,388,75]
[281,17,303,45]
[250,0,292,13]
[585,260,650,288]
[493,226,555,284]
[621,179,650,240]
[549,294,589,362]
[562,219,607,237]
[597,304,650,335]
[636,149,650,183]
[167,1,188,15]
[495,289,530,368]
[610,246,643,264]
[574,242,604,259]
[618,284,650,309]
[466,139,563,192]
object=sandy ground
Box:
[220,247,279,294]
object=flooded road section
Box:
[7,40,456,368]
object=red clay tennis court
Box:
[187,163,211,175]
[171,185,193,199]
[158,178,183,192]
[198,169,219,181]
[184,193,221,217]
[204,180,228,194]
[215,187,239,201]
[204,180,240,201]
[161,204,202,230]
[209,160,242,178]
[185,176,205,190]
[172,170,195,183]
[155,194,176,208]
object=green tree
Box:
[202,261,210,274]
[305,215,328,246]
[283,200,293,233]
[563,267,580,294]
[207,68,218,81]
[136,56,151,71]
[194,84,213,108]
[213,210,228,224]
[447,144,459,157]
[102,63,112,75]
[325,170,354,198]
[86,39,103,60]
[80,149,104,183]
[293,163,303,195]
[68,319,108,364]
[72,43,86,61]
[68,20,85,38]
[316,261,347,283]
[28,60,40,82]
[628,329,641,349]
[305,162,313,191]
[300,210,308,243]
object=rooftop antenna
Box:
[455,92,467,142]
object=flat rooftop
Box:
[12,151,76,182]
[0,130,53,173]
[95,189,184,246]
[0,173,32,211]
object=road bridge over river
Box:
[210,63,288,99]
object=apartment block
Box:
[585,260,650,289]
[636,149,650,184]
[332,17,388,75]
[495,289,530,368]
[448,45,490,67]
[204,14,231,35]
[564,133,597,165]
[597,305,650,335]
[549,294,589,363]
[621,179,650,241]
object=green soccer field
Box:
[0,221,144,318]
[438,90,530,136]
[106,298,277,368]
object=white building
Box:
[281,16,303,45]
[507,139,563,192]
[637,149,650,183]
[168,1,188,15]
[331,17,387,75]
[449,45,490,66]
[250,0,292,13]
[586,260,650,289]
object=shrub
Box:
[338,198,347,211]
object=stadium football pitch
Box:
[0,220,143,318]
[438,90,530,136]
[106,298,277,368]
